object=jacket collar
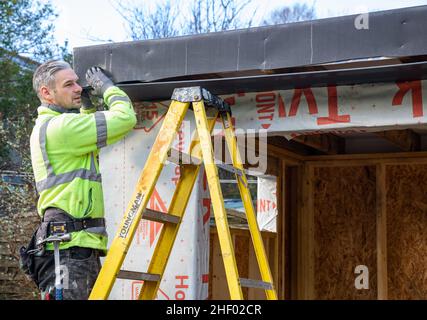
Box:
[41,103,79,114]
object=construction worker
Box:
[24,60,136,299]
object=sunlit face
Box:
[40,68,82,108]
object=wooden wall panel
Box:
[312,166,377,299]
[386,164,427,299]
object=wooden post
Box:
[289,166,298,300]
[297,164,315,299]
[277,159,285,299]
[376,163,388,300]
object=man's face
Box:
[41,68,82,108]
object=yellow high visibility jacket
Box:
[30,86,137,251]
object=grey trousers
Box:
[34,247,101,300]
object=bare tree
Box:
[113,0,256,40]
[114,0,179,40]
[187,0,255,34]
[262,2,317,25]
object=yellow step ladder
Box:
[89,87,278,300]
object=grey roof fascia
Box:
[73,5,427,87]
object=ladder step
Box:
[143,208,180,224]
[168,149,201,165]
[117,270,161,282]
[239,278,273,290]
[168,148,244,176]
[216,162,244,176]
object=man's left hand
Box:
[81,88,94,110]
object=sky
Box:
[47,0,427,51]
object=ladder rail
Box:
[221,112,278,300]
[193,101,244,300]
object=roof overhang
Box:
[74,5,427,102]
[117,60,427,101]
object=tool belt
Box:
[35,207,106,244]
[19,207,106,287]
[43,207,106,236]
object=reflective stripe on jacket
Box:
[30,86,137,251]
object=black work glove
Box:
[80,88,94,109]
[85,66,114,97]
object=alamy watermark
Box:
[354,265,369,290]
[58,264,69,290]
[354,13,369,30]
[354,6,370,30]
[166,120,269,174]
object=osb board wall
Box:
[209,229,277,299]
[313,166,377,299]
[386,164,427,299]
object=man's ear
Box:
[40,86,54,103]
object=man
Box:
[28,60,136,299]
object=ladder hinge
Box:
[201,88,232,116]
[171,87,232,116]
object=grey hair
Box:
[32,60,72,99]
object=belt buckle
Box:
[50,222,67,236]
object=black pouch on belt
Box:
[19,225,45,286]
[19,217,51,286]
